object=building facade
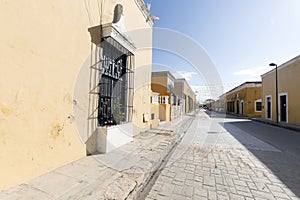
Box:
[225,82,262,117]
[150,92,160,128]
[261,55,300,124]
[174,79,197,114]
[151,71,177,122]
[0,0,153,191]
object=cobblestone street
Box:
[146,110,300,200]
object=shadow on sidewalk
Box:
[220,118,300,198]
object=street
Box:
[146,110,300,200]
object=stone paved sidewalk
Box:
[146,111,300,200]
[0,115,194,200]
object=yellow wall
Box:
[151,74,172,122]
[151,76,169,95]
[226,85,262,117]
[159,104,171,122]
[150,103,159,128]
[262,57,300,124]
[0,0,152,191]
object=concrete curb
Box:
[208,110,300,133]
[251,117,300,133]
[134,115,195,200]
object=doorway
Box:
[279,93,288,122]
[266,96,272,119]
[241,101,244,115]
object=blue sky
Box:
[148,0,300,102]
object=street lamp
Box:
[269,63,278,124]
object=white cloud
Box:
[173,71,197,81]
[233,66,273,79]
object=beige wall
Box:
[150,103,159,128]
[0,0,152,191]
[185,88,196,113]
[262,57,300,124]
[159,104,171,122]
[178,79,196,114]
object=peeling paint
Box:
[51,124,64,139]
[1,107,11,116]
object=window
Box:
[97,38,134,126]
[159,96,169,104]
[151,113,155,120]
[172,95,177,106]
[255,99,262,112]
[151,93,159,104]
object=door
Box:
[241,101,244,115]
[236,100,239,114]
[280,95,287,122]
[266,96,272,119]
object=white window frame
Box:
[254,99,262,112]
[151,93,159,104]
[279,92,288,123]
[265,95,272,120]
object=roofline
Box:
[261,54,300,78]
[226,81,262,95]
[175,78,196,97]
[134,0,154,26]
[152,72,196,97]
[152,71,176,81]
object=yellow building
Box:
[261,55,300,124]
[174,79,197,114]
[0,0,153,191]
[225,82,262,117]
[150,92,160,128]
[151,71,176,122]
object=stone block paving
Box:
[146,112,300,200]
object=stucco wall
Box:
[262,58,300,124]
[151,76,168,95]
[174,79,196,114]
[226,86,262,117]
[0,0,152,191]
[150,103,159,128]
[159,104,171,122]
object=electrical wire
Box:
[84,0,93,26]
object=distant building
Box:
[150,92,160,128]
[174,79,197,114]
[151,71,177,121]
[225,82,262,117]
[261,55,300,124]
[151,72,196,122]
[203,99,215,110]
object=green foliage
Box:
[113,103,125,124]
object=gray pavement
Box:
[0,115,194,200]
[2,110,300,200]
[146,110,300,200]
